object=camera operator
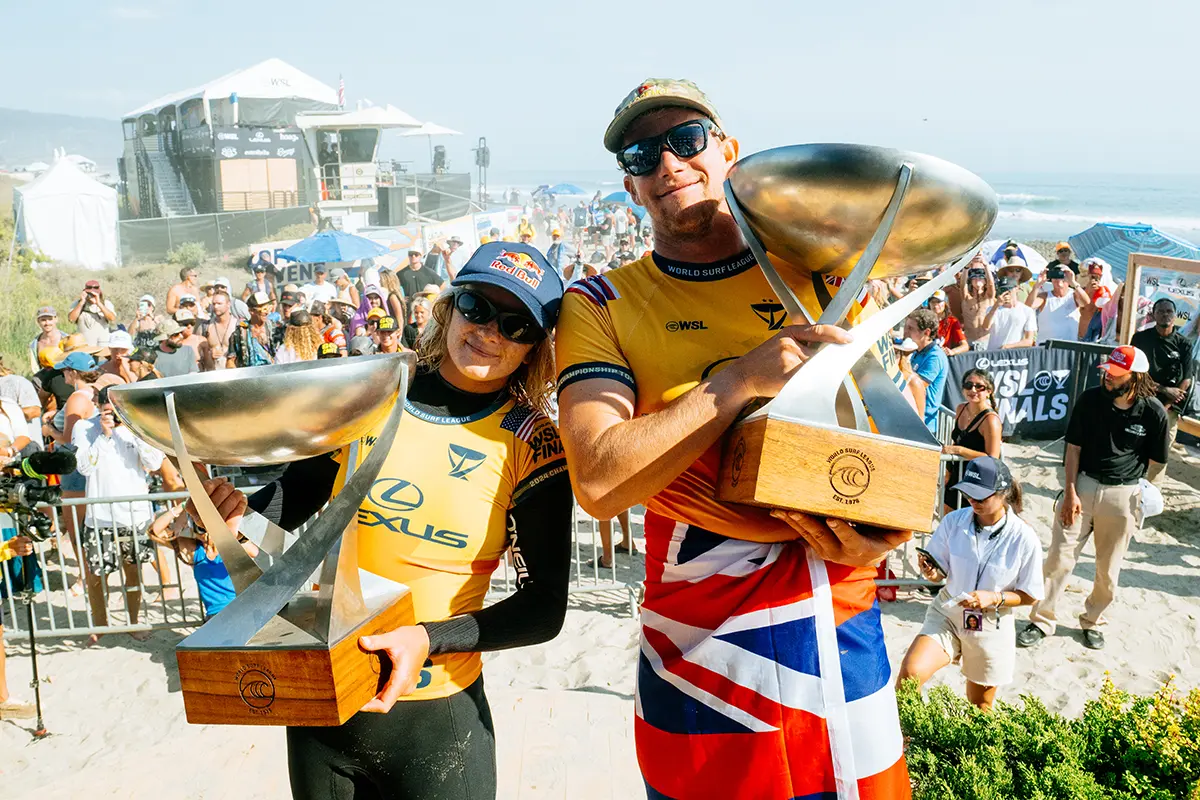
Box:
[72,388,167,644]
[896,457,1043,711]
[0,532,36,719]
[66,279,116,349]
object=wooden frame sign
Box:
[1119,252,1200,345]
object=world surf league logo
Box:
[827,447,874,503]
[235,664,277,714]
[490,250,544,288]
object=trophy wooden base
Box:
[177,590,414,727]
[717,415,942,533]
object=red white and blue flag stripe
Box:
[635,512,910,799]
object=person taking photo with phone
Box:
[984,274,1038,350]
[67,279,116,349]
[1026,264,1090,343]
[897,456,1043,711]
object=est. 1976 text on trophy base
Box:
[718,416,944,533]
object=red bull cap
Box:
[451,242,564,330]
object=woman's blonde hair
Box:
[417,290,557,417]
[282,319,323,362]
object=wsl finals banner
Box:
[945,346,1081,439]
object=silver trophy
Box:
[110,353,418,725]
[717,144,998,532]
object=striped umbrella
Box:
[1068,222,1200,281]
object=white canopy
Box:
[400,121,461,137]
[295,104,422,131]
[124,58,338,119]
[14,158,119,269]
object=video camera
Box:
[0,451,76,542]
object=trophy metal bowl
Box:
[726,144,997,281]
[717,144,998,532]
[110,353,419,726]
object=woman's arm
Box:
[245,453,341,530]
[422,478,573,655]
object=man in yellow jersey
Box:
[555,79,912,799]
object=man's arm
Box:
[100,299,117,322]
[165,286,181,315]
[66,297,84,324]
[559,323,848,520]
[1060,442,1082,526]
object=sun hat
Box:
[107,330,134,350]
[1001,256,1033,283]
[603,78,724,153]
[1098,345,1150,377]
[450,242,565,330]
[55,351,97,372]
[155,319,185,339]
[950,456,1013,501]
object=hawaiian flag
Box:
[338,75,345,109]
[635,512,910,800]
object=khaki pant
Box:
[1146,408,1178,485]
[1028,473,1142,636]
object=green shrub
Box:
[272,222,315,241]
[899,678,1200,799]
[166,241,206,269]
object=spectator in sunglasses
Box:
[944,368,1003,510]
[556,78,912,798]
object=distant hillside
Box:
[0,108,121,173]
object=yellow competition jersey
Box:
[555,249,903,543]
[333,390,567,701]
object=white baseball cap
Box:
[107,330,134,350]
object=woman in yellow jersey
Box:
[196,243,571,800]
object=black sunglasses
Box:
[962,382,990,392]
[453,289,545,345]
[616,119,722,177]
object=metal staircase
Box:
[136,135,195,217]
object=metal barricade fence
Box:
[2,488,642,639]
[2,491,203,637]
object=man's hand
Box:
[359,625,431,713]
[726,323,853,401]
[1060,486,1081,527]
[770,510,912,568]
[7,536,33,557]
[99,406,116,437]
[1161,387,1185,405]
[184,476,247,537]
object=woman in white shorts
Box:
[897,456,1044,711]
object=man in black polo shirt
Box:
[1018,345,1168,651]
[1131,297,1194,482]
[397,250,443,299]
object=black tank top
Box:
[951,407,995,455]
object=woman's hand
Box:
[958,590,999,609]
[7,536,33,557]
[942,444,959,456]
[770,511,912,568]
[359,625,431,713]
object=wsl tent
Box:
[13,158,119,269]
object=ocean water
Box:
[486,169,1200,246]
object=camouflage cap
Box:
[603,78,723,153]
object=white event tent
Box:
[14,157,119,269]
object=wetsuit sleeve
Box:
[245,453,340,531]
[422,416,572,655]
[554,280,636,395]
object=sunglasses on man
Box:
[453,289,545,345]
[616,119,724,177]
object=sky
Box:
[4,0,1200,176]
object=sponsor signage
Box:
[213,127,304,160]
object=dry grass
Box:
[0,259,224,375]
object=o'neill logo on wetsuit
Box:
[236,664,276,713]
[827,448,874,504]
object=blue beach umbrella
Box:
[546,183,586,196]
[1068,223,1200,281]
[602,190,635,205]
[276,230,390,263]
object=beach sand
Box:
[2,441,1198,799]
